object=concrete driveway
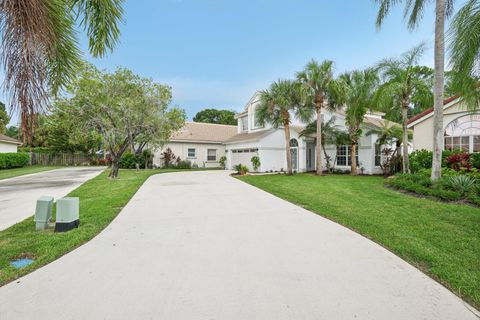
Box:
[0,166,105,231]
[0,171,477,319]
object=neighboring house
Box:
[225,92,399,174]
[407,96,480,153]
[0,134,21,153]
[153,122,237,168]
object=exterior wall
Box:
[411,101,473,151]
[0,142,18,153]
[154,142,226,168]
[226,129,308,173]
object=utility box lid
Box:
[34,196,54,222]
[56,197,79,223]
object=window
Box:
[207,149,217,161]
[241,116,248,132]
[375,144,382,166]
[253,107,264,128]
[336,145,359,166]
[444,114,480,152]
[290,139,298,170]
[187,148,196,158]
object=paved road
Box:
[0,171,478,319]
[0,167,105,231]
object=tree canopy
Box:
[193,109,236,125]
[0,102,9,134]
[54,63,185,178]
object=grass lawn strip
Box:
[238,173,480,309]
[0,166,62,180]
[0,168,190,286]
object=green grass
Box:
[0,165,61,180]
[0,168,187,286]
[238,173,480,308]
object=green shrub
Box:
[219,155,227,169]
[251,155,261,171]
[387,175,461,202]
[234,164,249,175]
[471,153,480,169]
[175,159,192,169]
[409,149,432,172]
[119,152,145,169]
[0,153,29,169]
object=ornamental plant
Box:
[251,155,261,172]
[446,152,471,171]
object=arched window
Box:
[289,138,299,147]
[444,114,480,152]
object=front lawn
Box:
[0,168,188,286]
[238,174,480,308]
[0,165,61,180]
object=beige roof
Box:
[335,109,399,129]
[171,122,237,143]
[0,134,21,145]
[224,129,274,143]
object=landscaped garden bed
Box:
[387,149,480,206]
[238,173,480,309]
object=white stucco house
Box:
[225,92,399,174]
[153,122,237,168]
[0,134,21,153]
[407,96,480,153]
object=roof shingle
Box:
[0,134,21,145]
[171,122,237,143]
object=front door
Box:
[306,143,315,171]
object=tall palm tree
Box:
[448,0,480,109]
[375,0,454,180]
[375,44,433,173]
[335,69,379,175]
[0,0,124,144]
[296,60,338,175]
[256,80,312,175]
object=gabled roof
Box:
[0,134,21,145]
[224,129,274,143]
[171,122,237,143]
[406,96,460,127]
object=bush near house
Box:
[234,164,249,175]
[0,153,29,169]
[251,155,260,171]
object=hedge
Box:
[0,153,29,169]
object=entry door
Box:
[306,143,315,171]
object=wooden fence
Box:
[29,152,96,166]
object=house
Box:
[153,122,237,168]
[407,96,480,153]
[0,134,21,153]
[225,92,399,174]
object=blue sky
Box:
[6,0,451,125]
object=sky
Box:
[4,0,453,125]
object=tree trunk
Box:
[401,104,410,173]
[284,121,293,175]
[431,0,446,181]
[322,144,330,172]
[350,142,358,175]
[315,106,323,175]
[109,158,120,178]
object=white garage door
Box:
[231,148,258,169]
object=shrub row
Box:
[0,153,29,169]
[386,171,480,205]
[410,149,480,173]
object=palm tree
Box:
[0,0,124,144]
[375,0,454,180]
[296,60,338,175]
[448,0,480,109]
[335,69,379,175]
[256,80,312,175]
[375,44,433,173]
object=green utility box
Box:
[54,197,80,232]
[34,196,54,231]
